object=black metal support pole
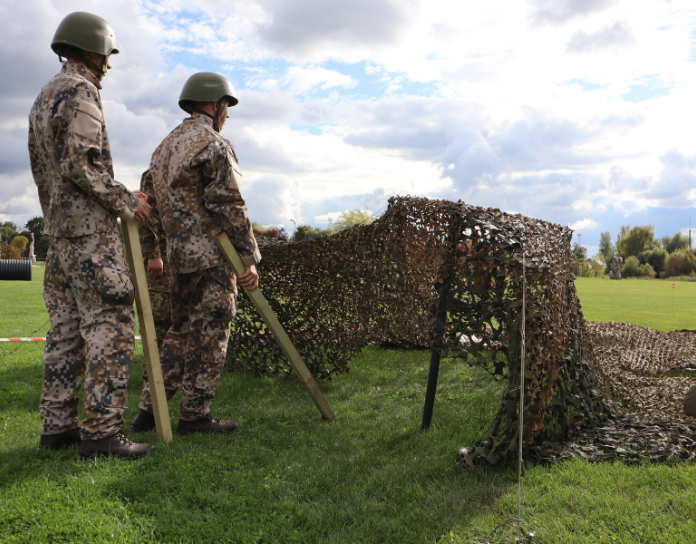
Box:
[421,274,452,430]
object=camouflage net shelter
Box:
[228,196,696,465]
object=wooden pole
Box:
[214,233,336,421]
[122,219,173,442]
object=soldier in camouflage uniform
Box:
[130,72,261,435]
[137,169,173,350]
[133,169,176,417]
[29,12,155,458]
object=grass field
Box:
[575,277,696,331]
[1,272,695,543]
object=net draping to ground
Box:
[227,196,695,465]
[587,322,696,424]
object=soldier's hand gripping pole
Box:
[214,233,336,421]
[122,219,173,441]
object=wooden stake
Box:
[122,219,173,442]
[214,233,336,421]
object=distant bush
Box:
[253,227,289,240]
[621,256,654,278]
[663,253,696,278]
[638,247,667,275]
[10,236,28,250]
[1,242,21,259]
[621,256,641,277]
[588,259,604,278]
[640,262,655,278]
[665,275,696,282]
[292,225,334,241]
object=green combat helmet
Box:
[179,72,238,132]
[51,12,119,77]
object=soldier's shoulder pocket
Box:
[74,100,103,142]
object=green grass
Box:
[1,271,696,543]
[575,277,696,331]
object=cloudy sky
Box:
[2,0,696,255]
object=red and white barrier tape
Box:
[1,337,144,342]
[2,329,318,342]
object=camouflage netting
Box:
[227,196,696,465]
[588,322,696,423]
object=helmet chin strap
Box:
[192,98,227,133]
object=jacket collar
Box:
[62,60,102,89]
[189,113,215,128]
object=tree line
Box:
[1,209,377,259]
[587,225,694,279]
[0,217,48,260]
[255,209,377,242]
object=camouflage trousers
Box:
[140,288,172,386]
[149,289,172,351]
[139,266,236,421]
[41,233,135,440]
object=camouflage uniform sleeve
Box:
[137,170,162,261]
[56,84,138,219]
[28,123,51,219]
[194,141,261,267]
[138,169,171,291]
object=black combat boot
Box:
[39,428,81,450]
[79,431,155,459]
[129,389,178,432]
[129,409,156,432]
[177,415,239,435]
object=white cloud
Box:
[314,211,343,224]
[566,21,635,53]
[281,66,356,95]
[3,0,696,239]
[528,0,619,26]
[569,218,599,231]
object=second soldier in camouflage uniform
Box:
[29,12,154,458]
[130,72,261,434]
[137,169,173,350]
[131,169,177,422]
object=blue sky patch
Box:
[622,76,672,102]
[289,123,324,136]
[564,79,607,91]
[689,29,696,62]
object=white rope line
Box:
[517,249,526,540]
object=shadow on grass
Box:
[0,346,516,543]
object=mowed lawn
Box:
[0,268,695,543]
[575,277,696,331]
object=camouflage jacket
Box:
[145,114,261,274]
[28,61,138,238]
[138,170,172,292]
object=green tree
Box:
[599,232,614,272]
[616,225,657,258]
[621,256,654,278]
[638,248,668,275]
[660,232,689,254]
[25,216,44,240]
[0,221,18,243]
[1,242,21,259]
[571,243,587,261]
[36,236,51,260]
[11,236,28,250]
[332,208,376,231]
[292,225,333,242]
[664,253,696,277]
